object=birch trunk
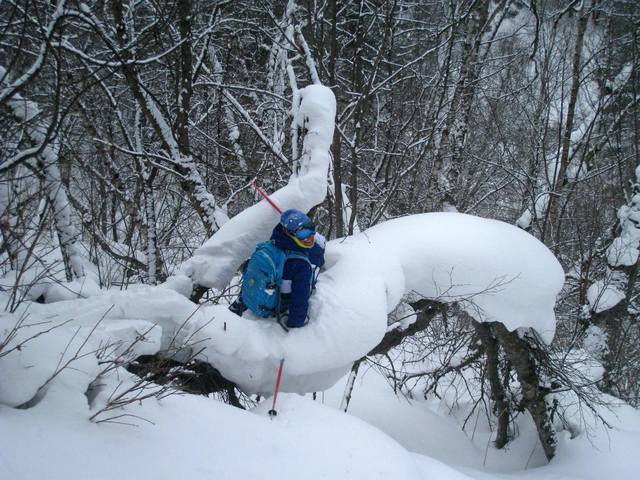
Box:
[4,92,83,280]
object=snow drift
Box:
[191,212,564,395]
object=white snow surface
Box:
[2,352,639,480]
[322,366,640,480]
[0,388,447,480]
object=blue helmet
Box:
[280,209,315,240]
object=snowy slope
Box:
[0,391,429,480]
[321,368,640,480]
[2,361,639,480]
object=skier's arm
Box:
[286,261,313,328]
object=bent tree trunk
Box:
[474,321,509,449]
[493,323,556,460]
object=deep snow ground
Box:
[2,364,638,480]
[321,366,640,480]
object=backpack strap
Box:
[285,251,314,294]
[286,251,319,290]
[283,250,312,265]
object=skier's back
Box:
[230,209,325,329]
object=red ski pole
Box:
[252,180,283,214]
[268,358,285,418]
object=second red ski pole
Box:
[252,180,283,214]
[268,358,285,418]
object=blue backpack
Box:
[241,241,310,318]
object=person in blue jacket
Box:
[229,209,325,329]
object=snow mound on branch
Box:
[0,295,164,409]
[192,236,404,394]
[0,314,100,408]
[193,212,563,394]
[365,213,565,342]
[587,280,625,313]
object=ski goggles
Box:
[291,221,316,240]
[292,233,315,249]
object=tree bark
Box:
[474,321,509,449]
[368,300,446,356]
[329,0,344,237]
[110,0,221,236]
[493,323,556,461]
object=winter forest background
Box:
[2,1,640,479]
